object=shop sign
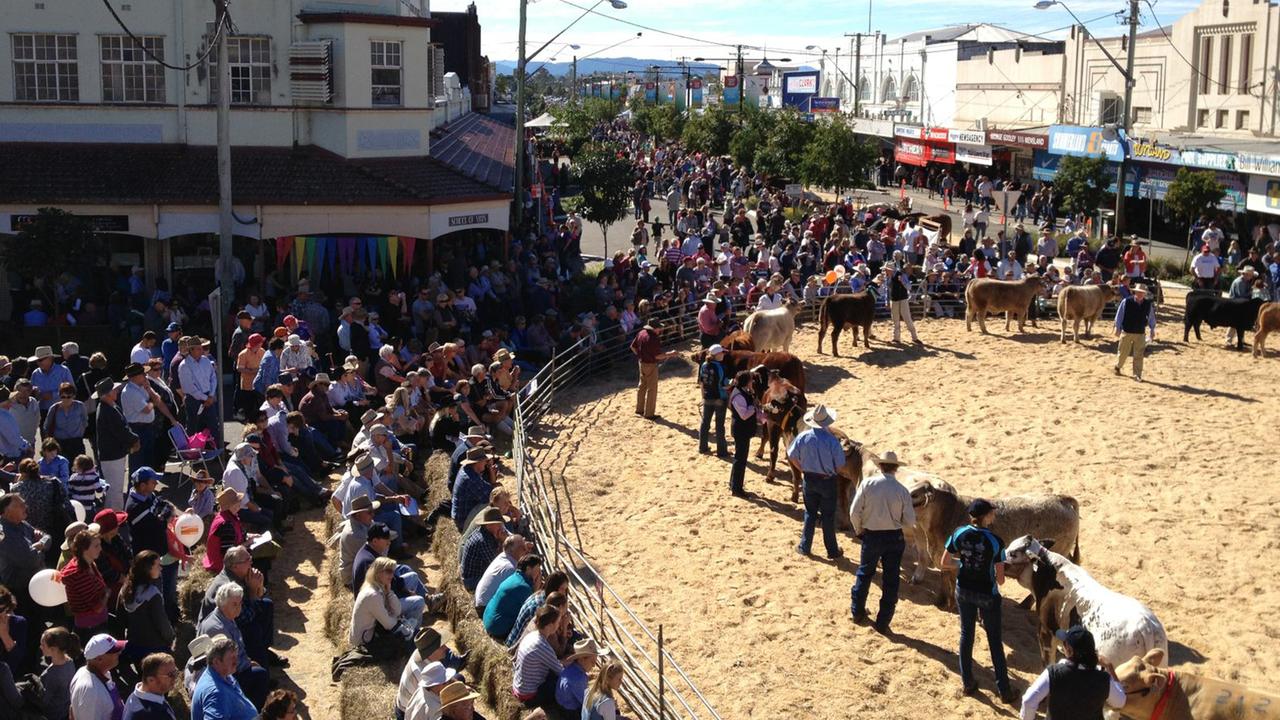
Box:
[947,129,986,145]
[809,97,840,113]
[9,213,130,232]
[1129,138,1175,163]
[954,143,992,166]
[1247,175,1280,215]
[894,123,923,139]
[986,130,1048,149]
[1179,150,1235,172]
[1239,153,1280,177]
[447,213,489,228]
[1047,125,1125,162]
[1139,166,1245,210]
[850,117,894,137]
[925,127,950,142]
[895,139,927,165]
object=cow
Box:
[1113,650,1280,720]
[1006,536,1168,669]
[1057,283,1119,343]
[964,275,1045,334]
[1004,538,1079,666]
[1183,295,1266,350]
[719,330,754,351]
[906,481,1080,610]
[816,292,876,356]
[689,349,807,395]
[1252,302,1280,358]
[743,299,803,352]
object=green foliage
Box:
[681,104,735,156]
[753,109,814,180]
[1163,167,1226,222]
[1,207,103,280]
[799,115,878,192]
[1053,155,1113,215]
[574,142,633,255]
[728,105,775,172]
[631,103,685,144]
[551,97,621,156]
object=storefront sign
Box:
[1247,175,1280,215]
[447,213,489,228]
[809,97,840,113]
[954,143,992,166]
[1126,138,1236,172]
[1139,166,1245,210]
[894,123,924,139]
[851,117,895,138]
[1239,153,1280,177]
[925,127,950,142]
[1047,125,1125,162]
[9,213,130,232]
[1129,138,1175,163]
[986,130,1048,149]
[895,139,954,166]
[1179,150,1235,172]
[947,129,986,145]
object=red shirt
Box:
[631,330,662,363]
[59,556,106,617]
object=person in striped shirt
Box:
[511,605,568,712]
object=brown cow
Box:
[1253,302,1280,358]
[965,275,1045,334]
[816,292,876,356]
[719,330,754,351]
[689,349,806,394]
[1057,283,1119,343]
[1114,650,1280,720]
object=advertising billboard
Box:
[781,71,819,109]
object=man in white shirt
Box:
[404,661,458,720]
[1036,232,1058,260]
[69,634,126,720]
[848,451,917,632]
[475,534,528,614]
[1190,243,1222,289]
[1200,221,1224,254]
[131,331,158,364]
[395,630,457,720]
[120,363,158,474]
[997,251,1025,280]
[178,338,220,445]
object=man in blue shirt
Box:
[941,498,1013,703]
[252,338,284,396]
[0,387,32,461]
[697,344,729,457]
[160,323,183,382]
[786,404,846,559]
[555,639,603,716]
[30,345,74,413]
[483,554,542,639]
[452,446,496,531]
[1113,284,1155,381]
[191,636,258,720]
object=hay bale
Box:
[323,503,344,540]
[338,663,400,720]
[177,560,214,624]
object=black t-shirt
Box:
[945,525,1006,596]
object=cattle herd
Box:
[684,289,1280,718]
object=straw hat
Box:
[32,346,55,361]
[438,682,480,711]
[347,495,382,517]
[803,404,837,428]
[565,638,610,663]
[877,450,904,468]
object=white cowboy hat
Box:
[803,404,837,428]
[878,450,904,467]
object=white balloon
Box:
[70,499,86,524]
[174,512,205,549]
[28,569,67,608]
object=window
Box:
[370,40,402,105]
[1197,109,1210,127]
[881,75,896,103]
[1236,109,1250,129]
[100,35,165,103]
[1132,106,1152,124]
[1217,35,1231,93]
[1238,33,1253,94]
[857,76,870,101]
[902,75,920,102]
[1198,36,1213,94]
[1215,109,1228,128]
[211,36,271,105]
[12,33,79,101]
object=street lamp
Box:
[1035,0,1139,236]
[515,0,627,226]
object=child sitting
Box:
[188,469,216,523]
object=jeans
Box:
[399,595,426,639]
[282,456,324,501]
[394,565,429,597]
[799,475,840,557]
[729,426,754,494]
[850,529,906,628]
[240,597,276,667]
[183,396,221,446]
[699,400,727,454]
[236,665,271,709]
[128,423,155,476]
[958,593,1010,692]
[303,426,340,461]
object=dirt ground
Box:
[534,298,1280,719]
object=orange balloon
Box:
[824,270,838,285]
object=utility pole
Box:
[736,44,744,116]
[571,55,577,100]
[653,66,661,105]
[845,32,879,117]
[214,0,232,296]
[1115,0,1139,236]
[513,0,528,227]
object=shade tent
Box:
[525,112,560,129]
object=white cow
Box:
[1006,536,1169,666]
[743,300,802,352]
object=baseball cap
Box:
[83,634,127,660]
[967,498,996,518]
[367,522,393,541]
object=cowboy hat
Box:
[32,346,54,361]
[354,454,377,472]
[360,409,381,425]
[877,450,904,468]
[461,446,491,466]
[311,373,331,386]
[475,506,510,526]
[91,378,122,400]
[187,634,214,663]
[347,495,382,517]
[414,628,443,655]
[216,487,245,506]
[493,348,515,363]
[565,638,610,663]
[438,682,480,711]
[803,404,837,428]
[419,661,458,689]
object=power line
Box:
[100,0,226,71]
[549,0,811,54]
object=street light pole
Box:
[1115,0,1139,236]
[214,0,232,296]
[513,0,528,227]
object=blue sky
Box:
[435,0,1202,65]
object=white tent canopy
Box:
[525,112,560,128]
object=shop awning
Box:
[525,112,560,129]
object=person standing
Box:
[786,405,846,560]
[1113,284,1155,381]
[629,322,672,420]
[848,450,915,633]
[122,652,179,719]
[727,371,759,498]
[1020,626,1127,720]
[886,265,923,345]
[696,296,722,348]
[697,344,729,457]
[94,378,138,511]
[940,498,1014,702]
[178,339,221,446]
[1190,244,1222,289]
[69,633,127,720]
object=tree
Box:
[754,109,814,180]
[631,103,684,144]
[1053,155,1113,216]
[681,104,735,156]
[0,207,103,281]
[552,97,621,156]
[799,115,878,193]
[574,142,633,256]
[728,106,775,172]
[1164,167,1225,232]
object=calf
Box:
[965,275,1045,334]
[1183,295,1266,350]
[1006,538,1080,667]
[816,292,876,356]
[907,481,1080,610]
[1006,536,1168,667]
[1253,302,1280,358]
[743,299,803,352]
[689,349,807,394]
[1058,283,1118,343]
[1113,649,1280,720]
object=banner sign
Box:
[810,97,840,113]
[954,143,993,166]
[895,139,955,166]
[1247,175,1280,215]
[894,123,924,139]
[1238,152,1280,177]
[1047,124,1125,162]
[986,129,1048,149]
[644,81,656,103]
[723,75,739,106]
[947,129,986,145]
[687,77,703,107]
[781,70,819,110]
[1140,167,1245,210]
[852,117,895,138]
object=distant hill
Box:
[493,57,723,78]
